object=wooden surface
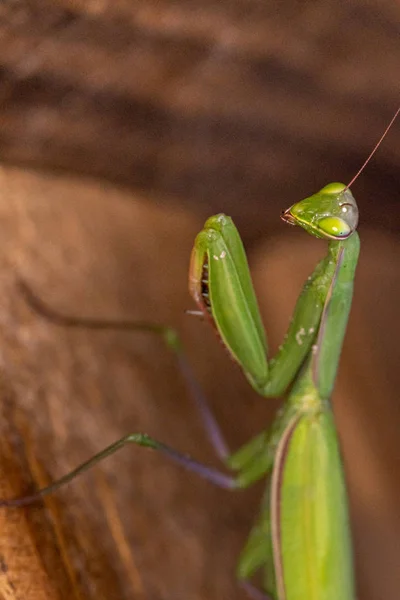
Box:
[0,2,399,599]
[0,0,399,240]
[0,166,398,600]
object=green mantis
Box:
[1,108,399,599]
[189,184,358,600]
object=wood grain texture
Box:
[0,166,398,600]
[0,0,399,239]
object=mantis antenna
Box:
[344,106,400,191]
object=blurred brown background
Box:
[0,2,399,600]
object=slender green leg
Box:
[0,432,238,508]
[5,281,278,508]
[18,279,230,461]
[6,282,276,538]
[4,279,277,598]
[6,281,276,501]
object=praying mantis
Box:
[1,108,399,600]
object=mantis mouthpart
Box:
[1,106,398,600]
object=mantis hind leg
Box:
[0,432,237,507]
[18,279,231,462]
[9,279,277,598]
[0,279,244,506]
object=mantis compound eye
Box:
[317,216,351,238]
[316,195,359,239]
[337,200,358,233]
[318,192,359,239]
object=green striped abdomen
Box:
[272,409,355,600]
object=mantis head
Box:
[281,183,359,240]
